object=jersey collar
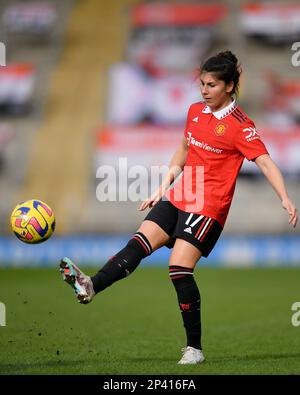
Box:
[202,99,237,120]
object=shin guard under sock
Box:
[169,265,201,350]
[91,232,152,293]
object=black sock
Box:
[169,265,201,350]
[91,232,152,294]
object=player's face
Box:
[200,72,234,112]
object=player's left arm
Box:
[255,154,298,227]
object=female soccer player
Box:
[59,51,298,365]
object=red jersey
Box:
[165,100,268,227]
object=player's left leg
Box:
[169,211,223,364]
[169,239,205,365]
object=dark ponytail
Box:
[200,50,242,96]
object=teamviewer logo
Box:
[0,302,6,326]
[0,42,6,66]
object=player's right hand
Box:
[139,192,161,211]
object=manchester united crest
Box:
[214,122,227,136]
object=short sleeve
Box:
[184,105,193,139]
[234,121,269,161]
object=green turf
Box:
[0,266,300,375]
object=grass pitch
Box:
[0,266,300,375]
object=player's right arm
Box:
[139,137,189,211]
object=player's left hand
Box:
[282,198,298,228]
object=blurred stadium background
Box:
[0,0,300,268]
[1,0,300,377]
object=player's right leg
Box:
[59,219,170,304]
[60,257,95,304]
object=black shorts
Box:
[144,198,223,257]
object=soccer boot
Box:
[59,257,95,304]
[177,346,205,365]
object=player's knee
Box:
[138,221,170,251]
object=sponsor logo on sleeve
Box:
[243,127,260,142]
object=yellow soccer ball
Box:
[10,199,55,244]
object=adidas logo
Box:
[184,227,192,234]
[192,116,199,122]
